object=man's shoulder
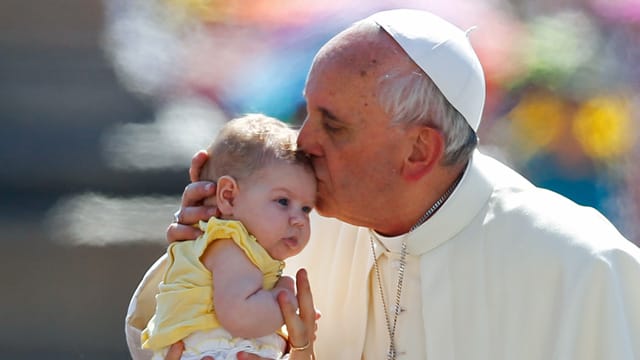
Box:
[485,184,634,256]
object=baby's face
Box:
[232,162,317,261]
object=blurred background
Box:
[1,0,638,358]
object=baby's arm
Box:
[202,238,286,339]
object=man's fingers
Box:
[296,269,318,342]
[177,204,218,226]
[164,341,184,360]
[181,181,217,208]
[166,223,205,243]
[167,181,216,244]
[296,269,315,323]
[189,150,210,182]
[276,268,317,349]
[278,291,308,348]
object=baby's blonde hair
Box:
[201,114,311,182]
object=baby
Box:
[141,114,316,359]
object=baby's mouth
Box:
[282,236,299,248]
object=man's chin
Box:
[313,198,338,219]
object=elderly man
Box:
[127,9,640,360]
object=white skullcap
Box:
[370,9,486,131]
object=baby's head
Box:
[201,114,316,260]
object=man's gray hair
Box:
[378,69,477,166]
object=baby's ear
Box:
[216,175,238,216]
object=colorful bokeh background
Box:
[1,0,638,358]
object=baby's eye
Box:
[277,198,289,207]
[302,206,313,214]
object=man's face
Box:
[297,35,410,227]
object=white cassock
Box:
[127,150,640,359]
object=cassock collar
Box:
[370,150,494,256]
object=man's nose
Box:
[297,118,323,157]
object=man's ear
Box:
[402,126,445,181]
[216,175,239,217]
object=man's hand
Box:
[285,269,318,343]
[278,269,318,359]
[167,151,217,243]
[167,181,217,242]
[188,150,209,183]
